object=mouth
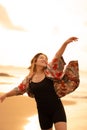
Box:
[41,61,47,64]
[43,61,48,64]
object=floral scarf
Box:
[15,56,80,98]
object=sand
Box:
[0,91,87,130]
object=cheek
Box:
[36,60,42,65]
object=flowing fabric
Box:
[15,56,80,98]
[53,60,80,97]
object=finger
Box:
[73,37,78,40]
[71,37,78,40]
[74,38,78,41]
[72,37,78,42]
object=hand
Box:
[65,37,78,44]
[0,94,7,103]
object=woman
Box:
[0,37,78,130]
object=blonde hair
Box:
[28,53,48,76]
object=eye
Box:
[38,55,48,62]
[40,55,45,59]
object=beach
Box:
[0,0,87,129]
[0,92,87,130]
[0,66,87,130]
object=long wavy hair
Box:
[28,53,48,76]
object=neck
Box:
[33,68,45,82]
[35,67,44,74]
[35,70,44,75]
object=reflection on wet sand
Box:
[24,115,40,130]
[0,92,87,130]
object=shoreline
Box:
[0,93,87,130]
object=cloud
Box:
[84,21,87,27]
[51,26,60,35]
[82,45,87,52]
[0,4,26,31]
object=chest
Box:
[29,78,54,94]
[31,74,45,83]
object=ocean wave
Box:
[0,72,14,77]
[71,95,87,99]
[0,82,14,84]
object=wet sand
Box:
[0,91,87,130]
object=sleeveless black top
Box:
[28,77,60,110]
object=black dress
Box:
[28,77,66,129]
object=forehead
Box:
[38,54,47,59]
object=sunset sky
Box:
[0,0,87,71]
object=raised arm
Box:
[55,37,78,58]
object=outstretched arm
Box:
[0,89,18,103]
[55,37,78,58]
[0,74,31,103]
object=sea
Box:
[0,65,29,93]
[0,65,87,98]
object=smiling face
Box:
[28,53,48,73]
[35,54,48,68]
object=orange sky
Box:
[0,0,87,71]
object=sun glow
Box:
[0,0,87,70]
[24,115,40,130]
[24,114,55,130]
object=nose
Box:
[43,59,48,64]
